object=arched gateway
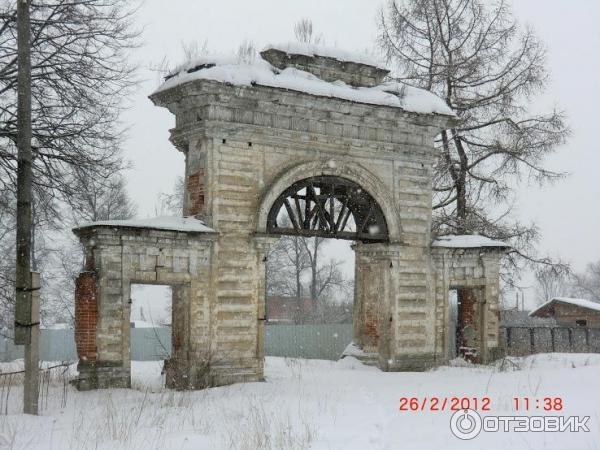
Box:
[71,44,509,390]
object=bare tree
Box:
[534,266,569,305]
[294,18,323,45]
[156,176,185,217]
[0,0,140,220]
[266,234,310,301]
[0,0,139,330]
[69,173,137,224]
[0,192,16,334]
[572,261,600,302]
[266,228,353,324]
[301,237,351,306]
[378,0,570,283]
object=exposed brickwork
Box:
[186,169,205,217]
[457,288,478,362]
[74,272,98,361]
[364,310,380,346]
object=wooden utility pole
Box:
[14,0,39,415]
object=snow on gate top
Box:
[431,234,510,248]
[153,42,455,117]
[74,216,216,233]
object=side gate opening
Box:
[451,287,485,363]
[129,284,173,387]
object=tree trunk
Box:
[310,238,319,304]
[453,131,468,234]
[294,238,302,301]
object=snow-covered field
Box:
[1,354,599,449]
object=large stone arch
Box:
[255,159,405,366]
[256,159,403,243]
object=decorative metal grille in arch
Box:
[266,176,389,242]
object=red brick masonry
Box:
[186,169,205,216]
[457,288,477,362]
[75,272,98,361]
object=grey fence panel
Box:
[0,330,77,362]
[590,329,600,352]
[507,328,532,356]
[553,328,571,352]
[0,328,172,362]
[130,328,171,361]
[265,324,353,360]
[532,328,552,353]
[0,336,22,362]
[41,330,76,361]
[571,328,588,352]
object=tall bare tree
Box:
[378,0,570,282]
[301,237,349,306]
[266,234,310,301]
[267,232,353,321]
[0,0,139,217]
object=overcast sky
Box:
[121,0,600,306]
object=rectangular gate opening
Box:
[450,287,484,363]
[130,284,173,388]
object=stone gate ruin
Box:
[72,43,509,390]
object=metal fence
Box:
[3,325,599,364]
[0,324,353,362]
[501,326,600,356]
[265,324,352,359]
[0,328,172,362]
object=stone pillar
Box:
[481,254,504,363]
[353,243,399,369]
[73,233,130,390]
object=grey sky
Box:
[121,0,599,303]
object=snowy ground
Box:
[1,354,599,449]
